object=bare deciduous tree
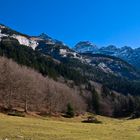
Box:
[0,56,87,114]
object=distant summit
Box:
[39,33,52,40]
[74,41,98,53]
[38,33,66,46]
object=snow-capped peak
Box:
[0,24,39,50]
[74,41,98,53]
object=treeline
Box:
[0,57,86,114]
[103,86,140,117]
[85,83,140,118]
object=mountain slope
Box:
[82,53,140,80]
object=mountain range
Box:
[0,23,140,95]
[74,41,140,69]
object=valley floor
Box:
[0,113,140,140]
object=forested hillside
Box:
[0,56,140,117]
[0,25,140,118]
[0,57,86,115]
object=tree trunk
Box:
[8,90,12,110]
[24,93,28,113]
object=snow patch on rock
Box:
[60,49,67,55]
[0,29,8,42]
[0,25,6,29]
[98,62,113,73]
[12,35,38,50]
[85,58,92,63]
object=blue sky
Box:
[1,0,140,48]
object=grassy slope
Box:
[0,113,140,140]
